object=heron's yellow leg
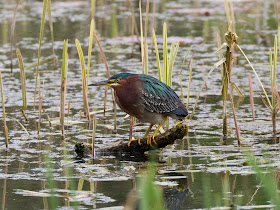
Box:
[144,124,154,138]
[151,117,167,145]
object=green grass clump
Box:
[139,161,165,210]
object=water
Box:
[0,0,279,209]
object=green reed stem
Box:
[76,39,91,121]
[16,48,27,110]
[92,113,96,156]
[0,72,8,148]
[139,1,145,74]
[144,0,149,75]
[91,0,96,19]
[60,40,68,135]
[47,0,57,70]
[152,29,162,80]
[25,57,54,70]
[10,0,22,72]
[162,22,168,84]
[187,58,193,109]
[34,0,47,110]
[87,19,95,91]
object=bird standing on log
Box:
[91,73,188,145]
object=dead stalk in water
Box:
[222,30,237,136]
[92,113,96,156]
[16,48,27,110]
[20,108,28,122]
[60,40,68,135]
[10,0,22,72]
[248,74,255,120]
[0,72,8,148]
[47,0,57,70]
[34,0,48,110]
[229,84,240,146]
[37,79,43,135]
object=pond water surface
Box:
[0,0,280,209]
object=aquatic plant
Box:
[248,74,255,120]
[47,0,57,70]
[247,153,280,209]
[75,20,95,122]
[0,71,8,148]
[152,23,179,87]
[60,40,68,135]
[237,34,279,134]
[10,0,22,72]
[139,159,165,210]
[16,48,27,110]
[34,0,48,110]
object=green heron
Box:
[91,73,188,145]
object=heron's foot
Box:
[127,139,136,146]
[138,138,142,145]
[146,135,157,145]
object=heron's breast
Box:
[114,76,144,119]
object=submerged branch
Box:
[75,123,188,159]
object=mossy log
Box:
[75,123,188,158]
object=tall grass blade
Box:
[274,0,279,26]
[229,0,236,32]
[144,0,149,75]
[16,48,27,110]
[87,19,95,91]
[93,33,110,77]
[179,46,192,102]
[37,78,43,135]
[237,44,272,108]
[47,0,57,70]
[92,113,96,156]
[163,22,168,83]
[189,59,223,120]
[168,42,179,87]
[93,32,116,128]
[60,40,68,135]
[248,74,255,120]
[0,72,8,148]
[224,0,231,28]
[139,1,145,74]
[25,57,55,70]
[75,39,91,121]
[274,88,280,112]
[229,83,240,146]
[34,0,48,110]
[10,0,22,72]
[187,58,193,109]
[91,0,96,19]
[152,29,162,80]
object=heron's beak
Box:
[89,79,115,86]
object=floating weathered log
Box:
[75,123,188,158]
